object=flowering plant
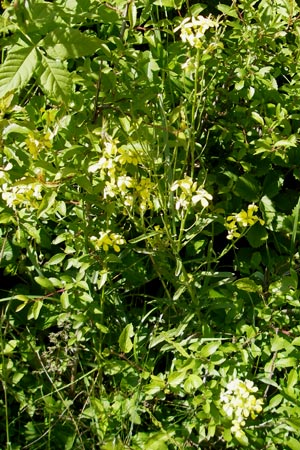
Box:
[220,379,264,442]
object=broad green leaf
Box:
[0,45,39,98]
[3,339,18,355]
[217,4,238,17]
[246,223,268,248]
[34,276,54,289]
[271,335,289,352]
[234,174,260,202]
[119,323,134,353]
[45,253,66,266]
[168,370,186,388]
[287,437,300,450]
[251,111,265,126]
[235,277,261,292]
[199,341,221,358]
[183,374,202,393]
[38,54,71,103]
[42,28,104,59]
[276,357,297,368]
[60,291,70,309]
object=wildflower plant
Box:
[225,204,265,240]
[1,0,300,449]
[220,379,264,444]
[174,15,216,49]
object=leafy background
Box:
[1,0,300,449]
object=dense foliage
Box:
[1,0,300,448]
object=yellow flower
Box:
[226,204,264,240]
[175,15,216,48]
[25,131,52,159]
[171,176,212,210]
[116,147,141,166]
[220,378,263,438]
[90,231,125,252]
[1,181,43,209]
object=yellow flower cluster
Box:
[90,230,126,253]
[226,204,264,240]
[175,15,216,48]
[220,379,263,440]
[171,176,212,212]
[25,130,53,159]
[1,181,43,209]
[88,138,156,214]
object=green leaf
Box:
[45,253,66,266]
[287,368,298,389]
[276,357,297,368]
[34,276,54,289]
[251,111,265,126]
[60,291,70,309]
[37,190,57,218]
[0,45,39,98]
[153,0,175,6]
[42,28,104,59]
[287,437,300,450]
[271,335,289,352]
[119,323,134,353]
[246,223,268,248]
[0,237,14,265]
[199,341,221,358]
[128,2,137,29]
[38,54,71,103]
[168,370,186,388]
[234,174,260,202]
[234,277,261,292]
[28,300,43,320]
[183,374,202,393]
[217,4,238,17]
[3,339,18,355]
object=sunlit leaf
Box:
[0,45,39,98]
[119,323,134,353]
[38,54,71,103]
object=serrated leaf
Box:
[119,323,134,353]
[42,28,104,59]
[246,222,268,248]
[0,45,39,98]
[38,54,71,103]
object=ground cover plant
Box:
[1,0,300,448]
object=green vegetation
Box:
[1,0,300,448]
